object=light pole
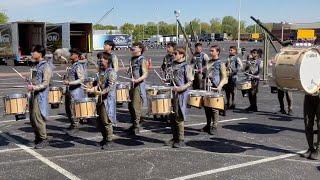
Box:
[237,0,241,52]
[281,21,284,41]
[174,10,180,44]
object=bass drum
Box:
[274,47,320,94]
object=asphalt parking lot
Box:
[0,41,319,180]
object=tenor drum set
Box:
[146,85,173,116]
[187,90,224,111]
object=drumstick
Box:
[119,59,125,68]
[119,75,132,81]
[56,73,63,78]
[53,80,63,83]
[154,69,164,81]
[11,68,25,80]
[60,56,68,63]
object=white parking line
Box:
[0,115,65,124]
[170,150,306,180]
[0,131,81,180]
[0,147,23,153]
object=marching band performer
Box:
[63,48,86,132]
[161,41,176,79]
[128,42,148,135]
[86,52,117,149]
[244,49,262,112]
[224,46,243,109]
[166,47,194,148]
[27,45,52,149]
[103,40,119,72]
[202,45,227,135]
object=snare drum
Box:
[72,98,97,119]
[203,92,224,111]
[237,81,252,90]
[187,90,206,108]
[3,93,28,115]
[146,86,172,96]
[49,87,63,104]
[151,94,172,115]
[116,82,130,102]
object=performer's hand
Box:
[86,87,94,93]
[173,86,181,92]
[131,78,138,84]
[63,80,69,85]
[27,85,34,91]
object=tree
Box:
[93,24,117,30]
[221,16,238,39]
[0,12,9,23]
[120,23,135,35]
[210,18,222,33]
[200,22,211,34]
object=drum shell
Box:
[274,47,320,94]
[48,87,63,104]
[72,98,96,119]
[116,83,130,102]
[3,93,28,115]
[187,90,206,108]
[203,93,224,111]
[150,94,171,115]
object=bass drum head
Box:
[300,49,320,94]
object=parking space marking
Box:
[0,131,81,180]
[0,147,23,153]
[170,150,306,180]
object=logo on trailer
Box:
[0,34,10,44]
[113,36,127,45]
[47,32,60,42]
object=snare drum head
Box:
[300,49,320,94]
[6,93,27,99]
[205,92,223,98]
[117,82,130,89]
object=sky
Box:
[1,0,320,26]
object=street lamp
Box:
[281,21,284,42]
[237,0,241,52]
[174,10,180,44]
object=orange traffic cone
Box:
[147,58,152,70]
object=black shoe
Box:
[226,103,230,109]
[279,109,287,114]
[309,149,319,160]
[164,138,175,146]
[219,110,226,116]
[229,104,235,109]
[35,139,48,149]
[251,106,258,112]
[172,140,185,148]
[301,148,315,158]
[287,109,293,116]
[245,106,253,111]
[208,127,218,135]
[201,125,209,133]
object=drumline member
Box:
[103,40,119,72]
[277,90,293,115]
[27,45,53,149]
[244,49,262,112]
[166,47,194,148]
[63,48,86,131]
[128,42,148,135]
[86,52,117,149]
[202,45,228,135]
[301,87,320,160]
[191,43,210,90]
[224,46,243,109]
[161,41,176,80]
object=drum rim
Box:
[151,93,171,99]
[50,86,63,91]
[5,93,27,99]
[204,93,223,98]
[73,98,96,103]
[116,83,130,88]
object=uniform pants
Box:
[304,95,320,150]
[278,90,292,111]
[204,107,219,128]
[29,96,47,140]
[65,92,79,127]
[128,87,142,127]
[96,102,113,141]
